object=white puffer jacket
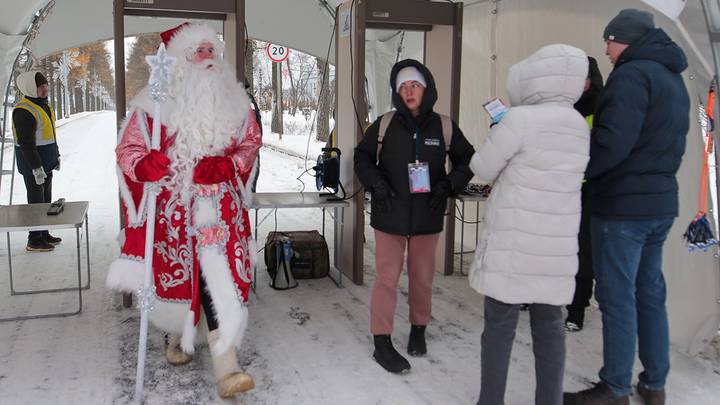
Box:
[468,44,590,305]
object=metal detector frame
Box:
[335,0,463,284]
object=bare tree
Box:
[316,57,331,142]
[285,53,316,116]
[271,61,283,137]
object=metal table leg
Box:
[325,206,343,288]
[0,218,89,322]
[252,208,259,293]
[459,199,466,275]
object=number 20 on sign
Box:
[266,43,289,63]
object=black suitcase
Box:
[264,230,330,279]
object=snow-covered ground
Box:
[0,111,718,404]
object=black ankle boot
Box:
[407,325,427,356]
[373,335,411,373]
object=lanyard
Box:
[414,125,420,163]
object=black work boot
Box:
[43,231,62,246]
[563,382,630,405]
[373,335,411,373]
[407,325,427,357]
[26,237,54,252]
[565,308,585,332]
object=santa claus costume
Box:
[106,23,261,397]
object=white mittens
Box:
[32,167,47,185]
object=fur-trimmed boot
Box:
[208,330,254,398]
[165,334,192,365]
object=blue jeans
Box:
[591,216,673,396]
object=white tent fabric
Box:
[642,0,688,20]
[457,0,719,356]
[0,33,23,101]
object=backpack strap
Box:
[439,113,452,152]
[376,111,395,163]
[375,111,452,162]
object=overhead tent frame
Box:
[112,0,245,128]
[335,0,463,284]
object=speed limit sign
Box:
[266,43,290,63]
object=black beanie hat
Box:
[603,9,655,45]
[34,72,48,87]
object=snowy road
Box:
[0,112,718,404]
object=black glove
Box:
[429,179,452,214]
[371,179,395,214]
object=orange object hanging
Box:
[698,82,716,215]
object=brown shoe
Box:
[563,382,630,405]
[637,384,665,405]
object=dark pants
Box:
[478,297,565,405]
[567,204,593,313]
[22,171,52,242]
[199,273,219,331]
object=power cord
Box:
[297,9,338,193]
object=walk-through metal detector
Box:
[335,0,463,284]
[112,0,245,306]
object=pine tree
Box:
[126,34,161,101]
[78,41,115,108]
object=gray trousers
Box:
[477,296,566,405]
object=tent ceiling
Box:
[1,0,342,61]
[0,0,46,36]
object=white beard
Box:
[165,59,250,204]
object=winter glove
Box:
[370,179,395,214]
[429,179,452,214]
[32,167,46,185]
[134,150,171,182]
[193,156,235,185]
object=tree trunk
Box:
[316,57,331,142]
[47,63,55,115]
[56,80,63,119]
[285,59,297,116]
[271,61,283,137]
[244,40,254,93]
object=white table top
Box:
[0,201,89,232]
[250,192,349,209]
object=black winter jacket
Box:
[354,59,475,236]
[585,28,689,219]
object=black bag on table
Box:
[264,230,330,279]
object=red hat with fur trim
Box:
[160,23,223,60]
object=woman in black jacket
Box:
[354,59,475,373]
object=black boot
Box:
[565,308,585,332]
[407,325,427,357]
[43,231,62,246]
[373,335,411,373]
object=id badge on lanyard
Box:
[408,162,431,194]
[409,128,431,194]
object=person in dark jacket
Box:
[354,59,474,373]
[11,71,61,252]
[565,56,604,333]
[564,9,689,405]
